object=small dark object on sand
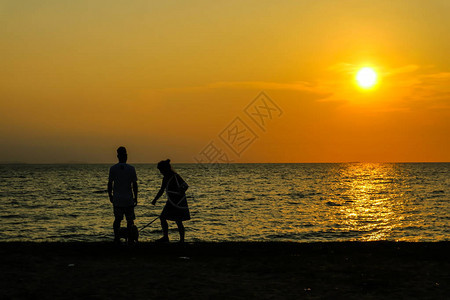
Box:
[118,225,139,244]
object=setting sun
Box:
[356,67,378,89]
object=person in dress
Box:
[151,159,190,243]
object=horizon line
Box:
[1,161,449,165]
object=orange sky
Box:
[1,0,449,163]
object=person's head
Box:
[117,146,127,163]
[157,159,173,175]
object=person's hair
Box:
[117,146,127,162]
[157,159,174,174]
[117,146,127,156]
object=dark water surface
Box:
[0,163,448,242]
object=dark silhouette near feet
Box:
[118,225,139,244]
[108,146,138,245]
[152,159,190,243]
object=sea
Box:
[0,163,448,243]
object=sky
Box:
[1,0,449,163]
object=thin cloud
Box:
[137,64,449,110]
[328,62,360,74]
[138,80,331,99]
[401,69,450,110]
[383,65,420,77]
[208,81,317,92]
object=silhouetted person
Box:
[152,159,190,243]
[108,147,138,244]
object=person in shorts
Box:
[108,146,138,243]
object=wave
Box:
[93,190,107,194]
[289,191,321,199]
[1,214,21,218]
[431,190,445,194]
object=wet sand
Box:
[0,242,448,299]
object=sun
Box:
[356,67,377,89]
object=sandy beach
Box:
[0,241,448,299]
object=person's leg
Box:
[175,221,185,242]
[113,218,121,241]
[113,206,123,242]
[157,217,169,242]
[125,206,136,243]
[126,220,134,231]
[126,220,134,245]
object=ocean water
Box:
[0,163,448,242]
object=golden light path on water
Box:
[335,164,406,241]
[220,162,448,243]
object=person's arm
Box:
[132,167,138,206]
[108,168,113,204]
[107,181,113,203]
[132,180,138,207]
[151,177,167,205]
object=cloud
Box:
[419,72,450,80]
[383,65,420,77]
[137,80,332,102]
[146,80,322,93]
[137,63,450,111]
[207,81,317,92]
[406,71,450,108]
[328,62,360,74]
[325,62,450,109]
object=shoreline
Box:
[1,241,448,299]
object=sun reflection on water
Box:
[332,163,409,241]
